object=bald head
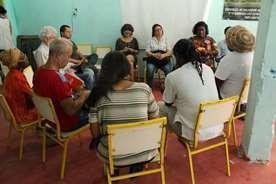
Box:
[49,38,72,56]
[48,38,72,68]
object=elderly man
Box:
[33,26,57,68]
[215,25,255,98]
[33,38,91,132]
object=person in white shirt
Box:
[33,26,57,68]
[145,24,173,88]
[215,25,255,98]
[216,26,231,62]
[0,5,14,82]
[159,39,223,141]
[0,5,14,51]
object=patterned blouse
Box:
[191,35,218,69]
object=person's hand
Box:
[81,57,88,63]
[159,54,166,60]
[123,47,129,52]
[156,53,162,60]
[80,89,91,99]
[74,83,85,92]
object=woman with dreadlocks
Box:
[159,39,223,141]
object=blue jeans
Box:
[146,61,173,88]
[76,68,95,90]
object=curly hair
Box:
[120,24,134,35]
[192,21,209,36]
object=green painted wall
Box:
[242,0,276,161]
[11,0,122,46]
[6,0,259,46]
[207,0,259,42]
[3,0,18,44]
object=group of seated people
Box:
[0,22,255,174]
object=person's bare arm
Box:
[160,50,173,59]
[60,90,90,115]
[69,58,83,66]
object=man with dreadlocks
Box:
[159,39,223,141]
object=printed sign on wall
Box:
[223,0,261,21]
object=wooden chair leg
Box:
[225,139,231,176]
[60,141,69,179]
[186,144,195,184]
[107,167,112,184]
[19,130,25,160]
[232,119,238,147]
[160,165,166,184]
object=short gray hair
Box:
[49,38,72,56]
[39,26,57,40]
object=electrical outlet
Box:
[72,8,78,16]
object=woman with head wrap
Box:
[0,48,38,124]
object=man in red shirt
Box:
[33,38,91,132]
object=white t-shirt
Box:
[33,42,49,68]
[146,36,171,52]
[217,39,229,59]
[0,17,14,50]
[215,51,253,98]
[163,63,223,141]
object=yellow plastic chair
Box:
[231,78,251,147]
[23,65,34,88]
[0,94,42,160]
[178,96,239,184]
[32,93,92,179]
[105,117,167,184]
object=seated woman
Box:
[88,51,159,171]
[159,39,223,141]
[190,21,218,70]
[145,24,173,88]
[0,48,38,124]
[115,24,139,81]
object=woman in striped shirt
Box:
[88,51,159,172]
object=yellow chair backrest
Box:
[194,96,239,147]
[95,45,112,59]
[0,94,17,129]
[238,78,251,109]
[108,118,165,155]
[107,117,167,173]
[32,93,61,137]
[77,43,93,56]
[23,65,34,88]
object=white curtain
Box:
[120,0,211,48]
